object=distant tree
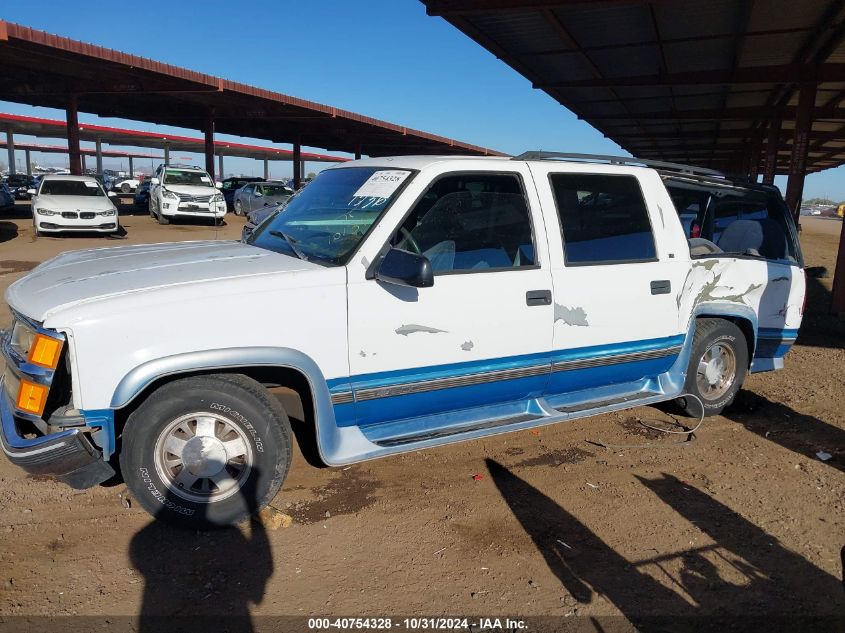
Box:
[306,171,317,180]
[804,197,836,206]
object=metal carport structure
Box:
[0,20,502,189]
[0,113,347,179]
[421,0,845,312]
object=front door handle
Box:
[526,289,552,306]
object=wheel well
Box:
[696,314,755,366]
[113,365,316,450]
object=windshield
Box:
[39,179,106,197]
[248,167,414,265]
[163,169,214,187]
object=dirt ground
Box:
[0,201,842,630]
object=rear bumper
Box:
[0,379,114,488]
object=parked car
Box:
[114,177,140,194]
[0,183,14,210]
[0,154,805,527]
[148,164,226,225]
[28,174,119,236]
[220,176,263,209]
[233,181,294,216]
[133,180,152,209]
[2,174,38,200]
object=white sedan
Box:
[30,175,120,236]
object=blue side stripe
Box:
[549,334,685,364]
[333,334,686,395]
[757,327,799,339]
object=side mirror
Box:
[150,177,160,185]
[375,248,433,288]
[27,188,36,195]
[215,181,223,188]
[108,191,117,198]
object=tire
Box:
[157,211,170,225]
[677,318,748,418]
[234,200,243,216]
[121,183,131,193]
[148,199,155,218]
[120,373,292,528]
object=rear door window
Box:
[549,173,656,265]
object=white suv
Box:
[148,164,226,225]
[2,154,806,527]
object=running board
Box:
[374,412,540,447]
[554,391,660,414]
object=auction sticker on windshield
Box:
[352,170,410,200]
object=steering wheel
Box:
[399,227,422,255]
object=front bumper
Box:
[37,221,117,232]
[161,201,227,218]
[0,380,112,488]
[0,322,115,488]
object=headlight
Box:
[211,193,224,203]
[10,320,36,358]
[36,208,57,216]
[163,190,179,201]
[97,209,117,217]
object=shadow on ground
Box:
[486,459,843,631]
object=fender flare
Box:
[690,301,759,358]
[109,347,370,466]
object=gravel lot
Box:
[0,201,842,629]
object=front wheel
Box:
[678,318,748,418]
[120,374,292,528]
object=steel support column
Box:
[128,156,134,178]
[832,218,845,314]
[263,158,269,180]
[355,143,362,160]
[80,153,86,172]
[24,148,31,176]
[204,115,215,182]
[95,138,103,174]
[784,84,817,222]
[164,142,170,165]
[293,141,301,189]
[66,94,82,176]
[6,130,15,175]
[218,154,224,180]
[763,120,781,185]
[749,135,762,182]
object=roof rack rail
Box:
[513,151,726,178]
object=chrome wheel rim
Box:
[696,343,737,401]
[154,412,253,504]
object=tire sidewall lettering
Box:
[209,402,264,453]
[138,466,196,516]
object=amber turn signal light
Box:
[28,334,62,370]
[16,379,49,416]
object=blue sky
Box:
[1,1,843,199]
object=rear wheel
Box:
[678,318,748,418]
[120,374,291,528]
[234,200,244,216]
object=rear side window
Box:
[665,182,800,263]
[550,173,656,265]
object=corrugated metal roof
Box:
[0,21,504,158]
[422,0,845,175]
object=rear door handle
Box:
[650,280,671,295]
[526,290,552,306]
